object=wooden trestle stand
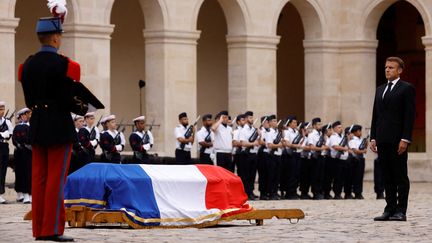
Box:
[24,207,305,229]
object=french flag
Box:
[65,164,252,226]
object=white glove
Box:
[0,131,10,138]
[90,140,98,147]
[142,144,151,151]
[115,145,123,152]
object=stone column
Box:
[303,39,342,123]
[338,40,378,127]
[144,30,201,157]
[303,39,377,127]
[226,35,280,118]
[422,36,432,157]
[0,17,19,109]
[62,23,114,113]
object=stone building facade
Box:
[1,0,431,179]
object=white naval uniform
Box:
[240,123,258,154]
[329,133,348,160]
[265,128,282,156]
[175,124,192,151]
[196,126,214,154]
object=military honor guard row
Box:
[172,111,370,201]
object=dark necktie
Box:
[382,82,394,101]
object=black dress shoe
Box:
[344,193,354,199]
[36,235,74,242]
[333,194,342,200]
[389,212,407,221]
[269,194,280,200]
[300,193,312,200]
[373,212,393,221]
[354,194,364,200]
[324,194,333,200]
[313,193,324,200]
[376,193,385,200]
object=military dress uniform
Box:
[257,122,269,200]
[18,17,89,239]
[196,126,214,165]
[100,123,125,164]
[213,114,234,172]
[308,127,325,199]
[175,124,193,165]
[0,108,13,203]
[239,122,259,199]
[129,116,154,164]
[77,122,99,164]
[69,118,86,174]
[283,125,302,199]
[299,128,313,199]
[349,128,366,199]
[265,124,283,200]
[232,123,243,174]
[328,130,349,199]
[12,109,32,204]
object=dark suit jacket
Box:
[371,79,416,144]
[20,51,86,146]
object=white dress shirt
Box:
[213,124,233,153]
[196,126,214,154]
[175,124,192,151]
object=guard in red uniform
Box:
[19,17,87,242]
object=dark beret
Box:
[244,111,253,117]
[268,114,276,120]
[202,114,212,120]
[312,117,321,125]
[178,112,187,119]
[332,121,341,128]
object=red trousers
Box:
[32,143,72,238]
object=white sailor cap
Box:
[104,114,116,122]
[17,107,31,117]
[0,101,5,107]
[73,115,84,121]
[133,116,145,122]
[84,112,95,118]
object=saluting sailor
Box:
[0,101,13,204]
[212,111,234,172]
[12,108,32,204]
[129,116,154,164]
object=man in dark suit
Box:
[370,56,416,222]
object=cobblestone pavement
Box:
[1,168,431,242]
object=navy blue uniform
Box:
[12,122,32,194]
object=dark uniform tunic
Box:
[19,45,86,238]
[129,130,153,164]
[12,122,32,194]
[99,130,124,163]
